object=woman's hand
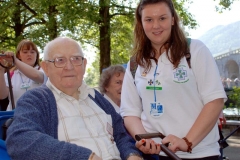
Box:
[4,51,16,62]
[0,51,15,69]
[135,138,161,154]
[4,51,15,57]
[161,134,188,153]
[0,51,11,99]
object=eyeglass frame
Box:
[45,56,85,68]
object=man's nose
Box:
[64,60,74,69]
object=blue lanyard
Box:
[153,65,158,102]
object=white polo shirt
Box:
[5,66,47,110]
[120,39,227,158]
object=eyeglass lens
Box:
[54,56,83,67]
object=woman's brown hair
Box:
[99,65,125,94]
[11,39,40,71]
[133,0,189,71]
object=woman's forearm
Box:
[15,58,44,83]
[0,68,9,99]
[124,116,147,140]
[185,98,224,148]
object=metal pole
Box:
[6,69,15,109]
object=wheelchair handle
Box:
[135,133,182,160]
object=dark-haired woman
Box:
[120,0,227,159]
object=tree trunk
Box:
[48,5,58,40]
[99,0,111,74]
[13,0,24,44]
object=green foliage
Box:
[110,15,134,64]
[228,86,240,115]
[84,56,100,87]
[214,0,238,12]
[84,67,100,87]
[173,0,197,29]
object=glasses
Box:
[46,56,84,68]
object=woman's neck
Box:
[155,48,166,60]
[106,93,120,107]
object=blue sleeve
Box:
[6,87,92,160]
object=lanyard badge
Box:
[147,65,164,118]
[150,102,163,117]
[20,83,30,89]
[19,73,31,91]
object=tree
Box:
[228,87,240,115]
[214,0,238,12]
[60,0,137,73]
[0,0,61,50]
[84,57,100,87]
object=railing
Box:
[223,115,240,133]
[214,48,240,60]
[225,115,240,121]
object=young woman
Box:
[0,39,47,110]
[120,0,227,159]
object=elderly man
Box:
[6,37,142,160]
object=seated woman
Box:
[0,39,47,110]
[99,65,125,113]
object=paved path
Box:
[222,128,240,160]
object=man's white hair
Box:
[43,37,84,60]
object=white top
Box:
[120,39,227,158]
[103,94,120,113]
[46,80,121,160]
[5,66,47,110]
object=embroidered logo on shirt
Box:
[146,79,162,90]
[148,79,153,85]
[173,65,189,83]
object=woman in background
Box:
[99,65,125,113]
[0,39,47,110]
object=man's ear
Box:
[41,61,49,77]
[83,58,87,75]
